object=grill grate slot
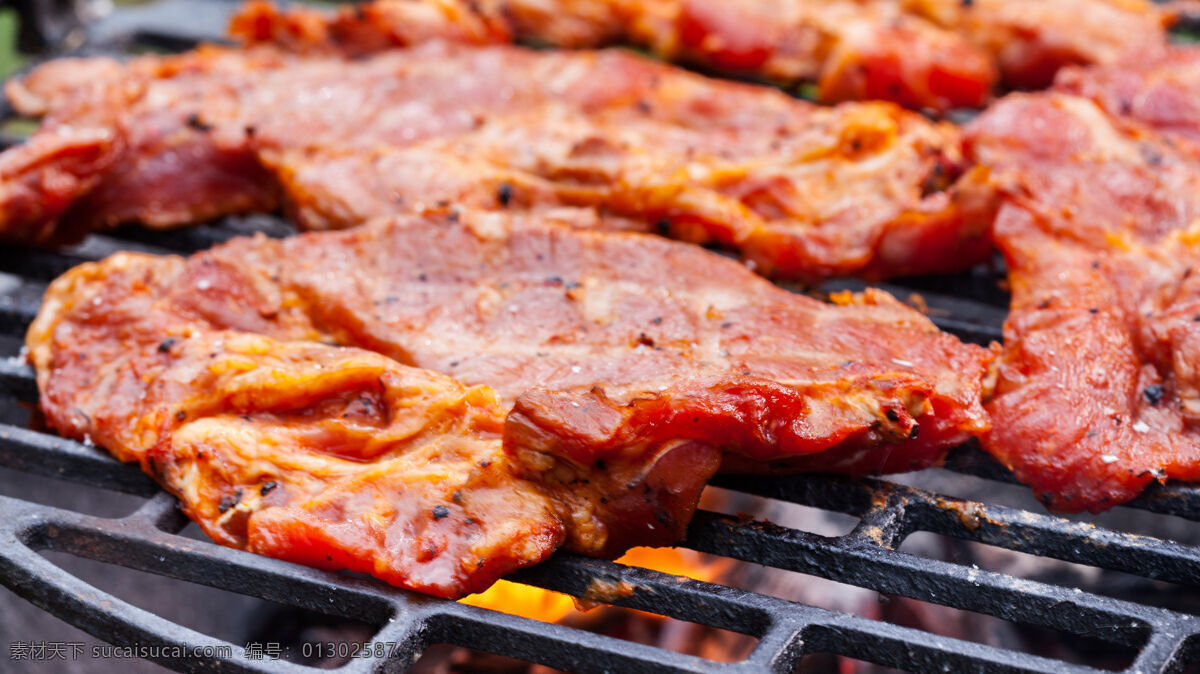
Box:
[4,2,1200,672]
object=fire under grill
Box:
[6,2,1200,673]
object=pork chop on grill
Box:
[236,0,996,113]
[966,92,1200,512]
[202,209,993,476]
[28,256,572,598]
[230,0,511,54]
[27,240,718,598]
[1,38,996,281]
[267,0,1172,111]
[26,210,992,594]
[1055,46,1200,148]
[908,0,1171,91]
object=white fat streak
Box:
[1056,96,1145,165]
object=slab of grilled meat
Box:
[27,210,992,594]
[908,0,1171,91]
[229,0,511,54]
[514,0,1171,100]
[209,210,992,475]
[1056,46,1200,148]
[28,257,575,598]
[240,0,995,112]
[226,0,508,53]
[269,0,1171,112]
[966,92,1200,512]
[2,37,995,281]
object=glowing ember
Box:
[458,576,578,624]
[459,547,728,623]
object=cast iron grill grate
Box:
[4,2,1200,672]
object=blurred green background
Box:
[0,8,22,78]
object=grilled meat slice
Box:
[243,0,997,112]
[27,256,567,598]
[27,210,990,590]
[1056,46,1200,147]
[1,48,288,244]
[103,209,992,472]
[278,0,1169,110]
[230,0,510,55]
[966,92,1200,512]
[2,41,995,281]
[231,210,992,475]
[270,95,995,281]
[909,0,1170,91]
[27,249,721,595]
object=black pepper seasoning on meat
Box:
[1143,385,1165,405]
[186,113,213,132]
[497,183,513,207]
[920,163,945,197]
[218,489,242,514]
[432,505,450,519]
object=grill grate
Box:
[5,2,1200,672]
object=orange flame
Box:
[459,547,728,623]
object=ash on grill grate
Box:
[6,2,1200,673]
